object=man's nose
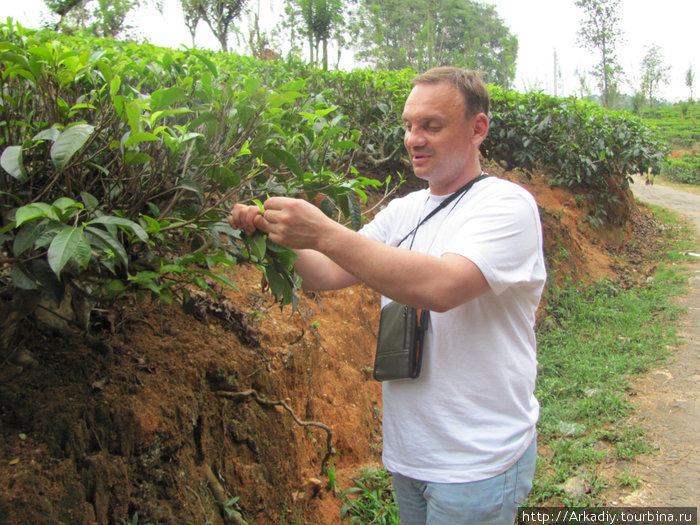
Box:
[405,128,426,148]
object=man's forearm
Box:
[315,222,489,312]
[293,249,360,291]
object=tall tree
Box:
[575,0,624,109]
[349,0,518,86]
[95,0,138,38]
[299,0,344,69]
[180,0,202,46]
[639,44,670,107]
[195,0,250,53]
[44,0,90,31]
[44,0,157,38]
[686,66,695,103]
[278,0,345,69]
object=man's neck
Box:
[428,167,483,196]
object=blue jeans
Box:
[392,436,537,525]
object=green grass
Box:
[531,271,686,505]
[338,207,696,518]
[340,466,400,524]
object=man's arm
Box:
[235,198,490,312]
[228,203,360,291]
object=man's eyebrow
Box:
[401,115,448,124]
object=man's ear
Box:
[471,113,489,146]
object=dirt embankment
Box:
[0,163,671,524]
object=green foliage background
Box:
[0,21,668,314]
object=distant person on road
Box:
[229,66,547,525]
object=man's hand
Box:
[255,197,332,250]
[228,203,264,237]
[228,197,332,250]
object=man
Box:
[229,67,546,524]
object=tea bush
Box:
[0,21,669,317]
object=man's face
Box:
[402,81,477,192]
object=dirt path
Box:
[616,176,700,505]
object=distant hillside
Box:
[640,104,699,150]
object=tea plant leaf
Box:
[47,226,91,276]
[174,179,204,202]
[150,86,185,111]
[15,203,60,226]
[52,197,83,214]
[87,216,148,242]
[192,50,218,76]
[263,148,303,178]
[9,265,39,290]
[109,75,121,97]
[33,128,61,142]
[0,145,27,181]
[85,226,129,269]
[347,194,362,231]
[124,131,158,148]
[31,259,65,304]
[13,221,46,257]
[248,233,267,261]
[50,124,95,171]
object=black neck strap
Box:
[398,173,489,248]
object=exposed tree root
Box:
[215,389,336,474]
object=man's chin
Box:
[411,166,431,181]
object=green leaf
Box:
[85,226,129,269]
[263,148,303,178]
[31,259,65,304]
[192,51,218,76]
[33,128,60,142]
[125,100,142,134]
[15,203,60,226]
[52,197,83,213]
[110,75,121,98]
[10,265,39,290]
[199,270,238,290]
[243,76,261,95]
[347,195,362,231]
[209,165,240,190]
[13,221,46,257]
[47,226,90,276]
[1,145,27,181]
[175,179,204,202]
[124,151,154,165]
[50,124,95,171]
[80,191,99,210]
[87,216,148,242]
[249,234,267,261]
[124,131,158,148]
[150,86,185,111]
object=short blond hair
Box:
[412,67,490,119]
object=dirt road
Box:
[618,176,700,505]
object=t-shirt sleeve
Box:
[446,190,544,296]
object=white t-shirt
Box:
[359,175,547,483]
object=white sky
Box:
[3,0,698,102]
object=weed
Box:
[617,470,642,489]
[340,466,399,524]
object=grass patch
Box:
[340,466,400,525]
[531,271,686,505]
